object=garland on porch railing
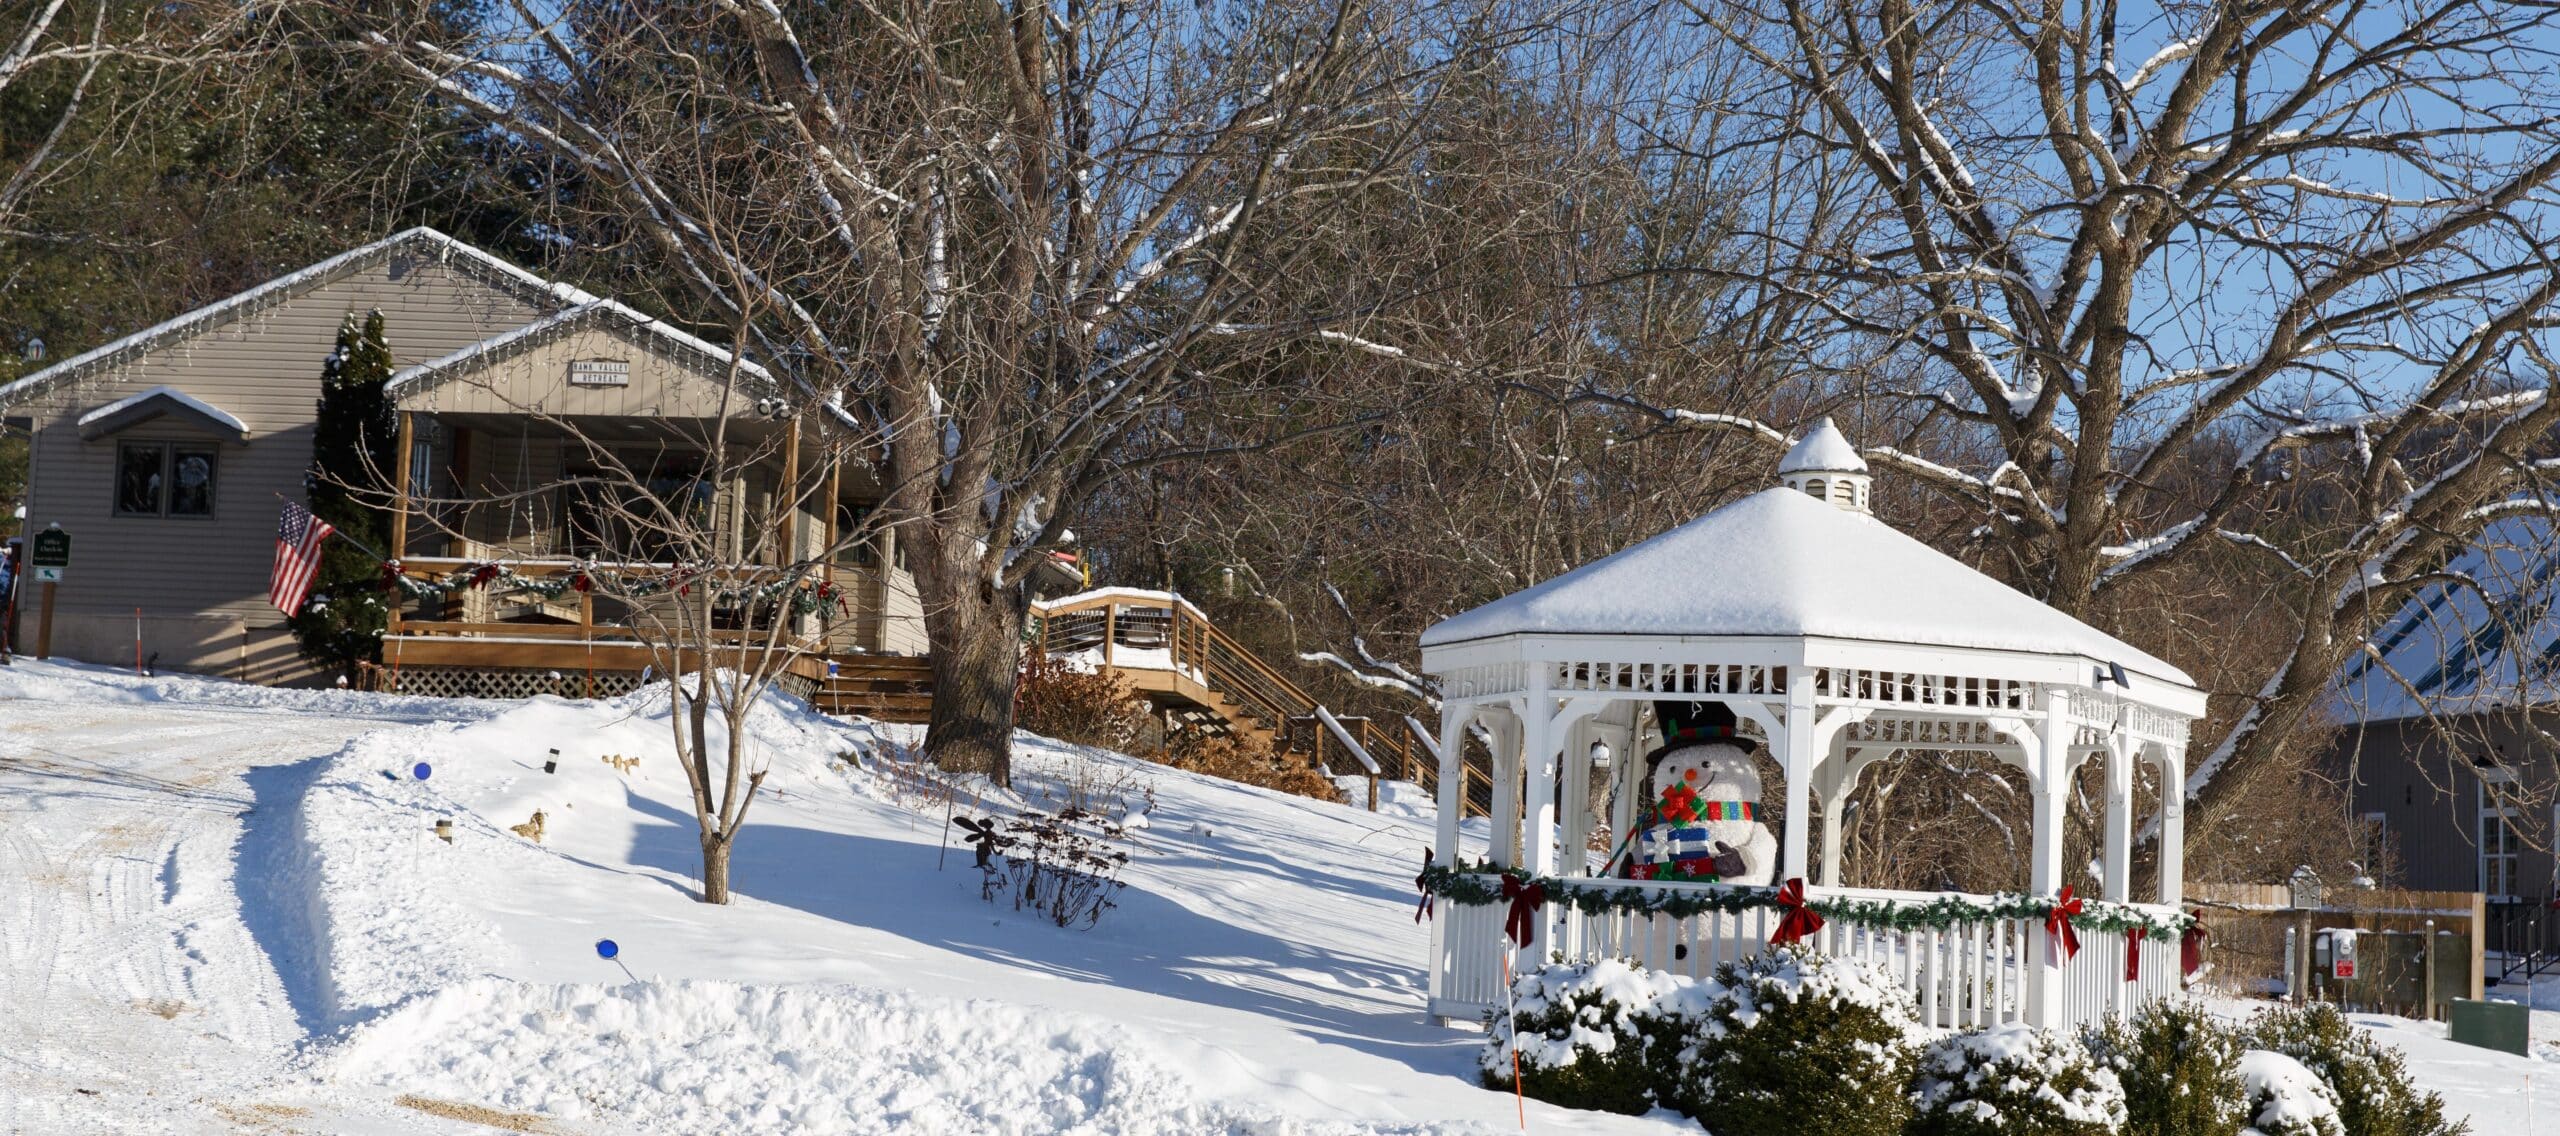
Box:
[385,558,851,618]
[1415,862,2196,942]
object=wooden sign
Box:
[568,359,631,387]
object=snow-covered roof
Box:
[0,228,596,411]
[75,385,250,441]
[1778,417,1866,474]
[1420,487,2193,686]
[2330,518,2560,724]
[388,298,778,397]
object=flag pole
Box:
[272,491,390,565]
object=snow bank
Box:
[330,978,1449,1135]
[0,658,492,723]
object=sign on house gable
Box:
[568,359,631,387]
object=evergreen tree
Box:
[289,311,397,676]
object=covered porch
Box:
[1417,424,2207,1030]
[370,299,923,693]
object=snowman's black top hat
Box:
[1648,699,1757,761]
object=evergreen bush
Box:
[289,311,398,677]
[1478,958,1690,1115]
[2245,1004,2464,1136]
[1911,1022,2127,1136]
[2086,998,2248,1136]
[1661,945,1920,1136]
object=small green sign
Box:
[30,528,69,568]
[2447,998,2530,1057]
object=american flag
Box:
[271,500,335,615]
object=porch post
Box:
[2103,735,2135,902]
[778,420,802,565]
[2156,745,2186,907]
[2027,687,2073,1028]
[1779,670,1817,883]
[388,410,414,635]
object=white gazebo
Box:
[1417,421,2206,1030]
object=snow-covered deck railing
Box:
[1426,873,2187,1031]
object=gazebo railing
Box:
[1432,874,2183,1029]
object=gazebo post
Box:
[1778,672,1818,882]
[1487,711,1523,868]
[2155,746,2186,907]
[2027,690,2073,1028]
[2103,734,2136,902]
[1816,740,1867,887]
[1431,704,1473,867]
[1520,672,1558,881]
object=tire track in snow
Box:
[0,702,408,1131]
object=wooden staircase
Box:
[810,589,1485,812]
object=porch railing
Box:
[1430,874,2183,1030]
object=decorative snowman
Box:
[1618,701,1778,886]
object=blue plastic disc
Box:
[412,762,432,781]
[595,939,619,960]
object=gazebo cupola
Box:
[1778,416,1870,512]
[1413,421,2206,1032]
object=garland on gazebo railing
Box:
[1416,862,2197,942]
[384,558,851,619]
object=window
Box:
[114,443,216,517]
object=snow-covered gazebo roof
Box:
[1423,486,2193,694]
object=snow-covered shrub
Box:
[2088,997,2248,1136]
[2245,1004,2465,1136]
[2239,1051,2345,1136]
[1479,958,1692,1115]
[1911,1022,2127,1136]
[1661,945,1922,1136]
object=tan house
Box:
[0,228,933,686]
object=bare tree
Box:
[342,0,1533,785]
[0,2,262,234]
[1623,0,2560,824]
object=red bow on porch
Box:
[1499,875,1546,948]
[2125,931,2142,982]
[2181,911,2209,976]
[2045,886,2084,967]
[1770,878,1824,946]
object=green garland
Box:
[1418,863,2195,941]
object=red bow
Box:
[1500,875,1546,948]
[1770,878,1824,946]
[570,571,592,594]
[2045,886,2084,966]
[1658,785,1700,823]
[467,563,502,588]
[2181,911,2209,977]
[2125,931,2143,982]
[380,560,405,591]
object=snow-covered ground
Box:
[0,659,2552,1133]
